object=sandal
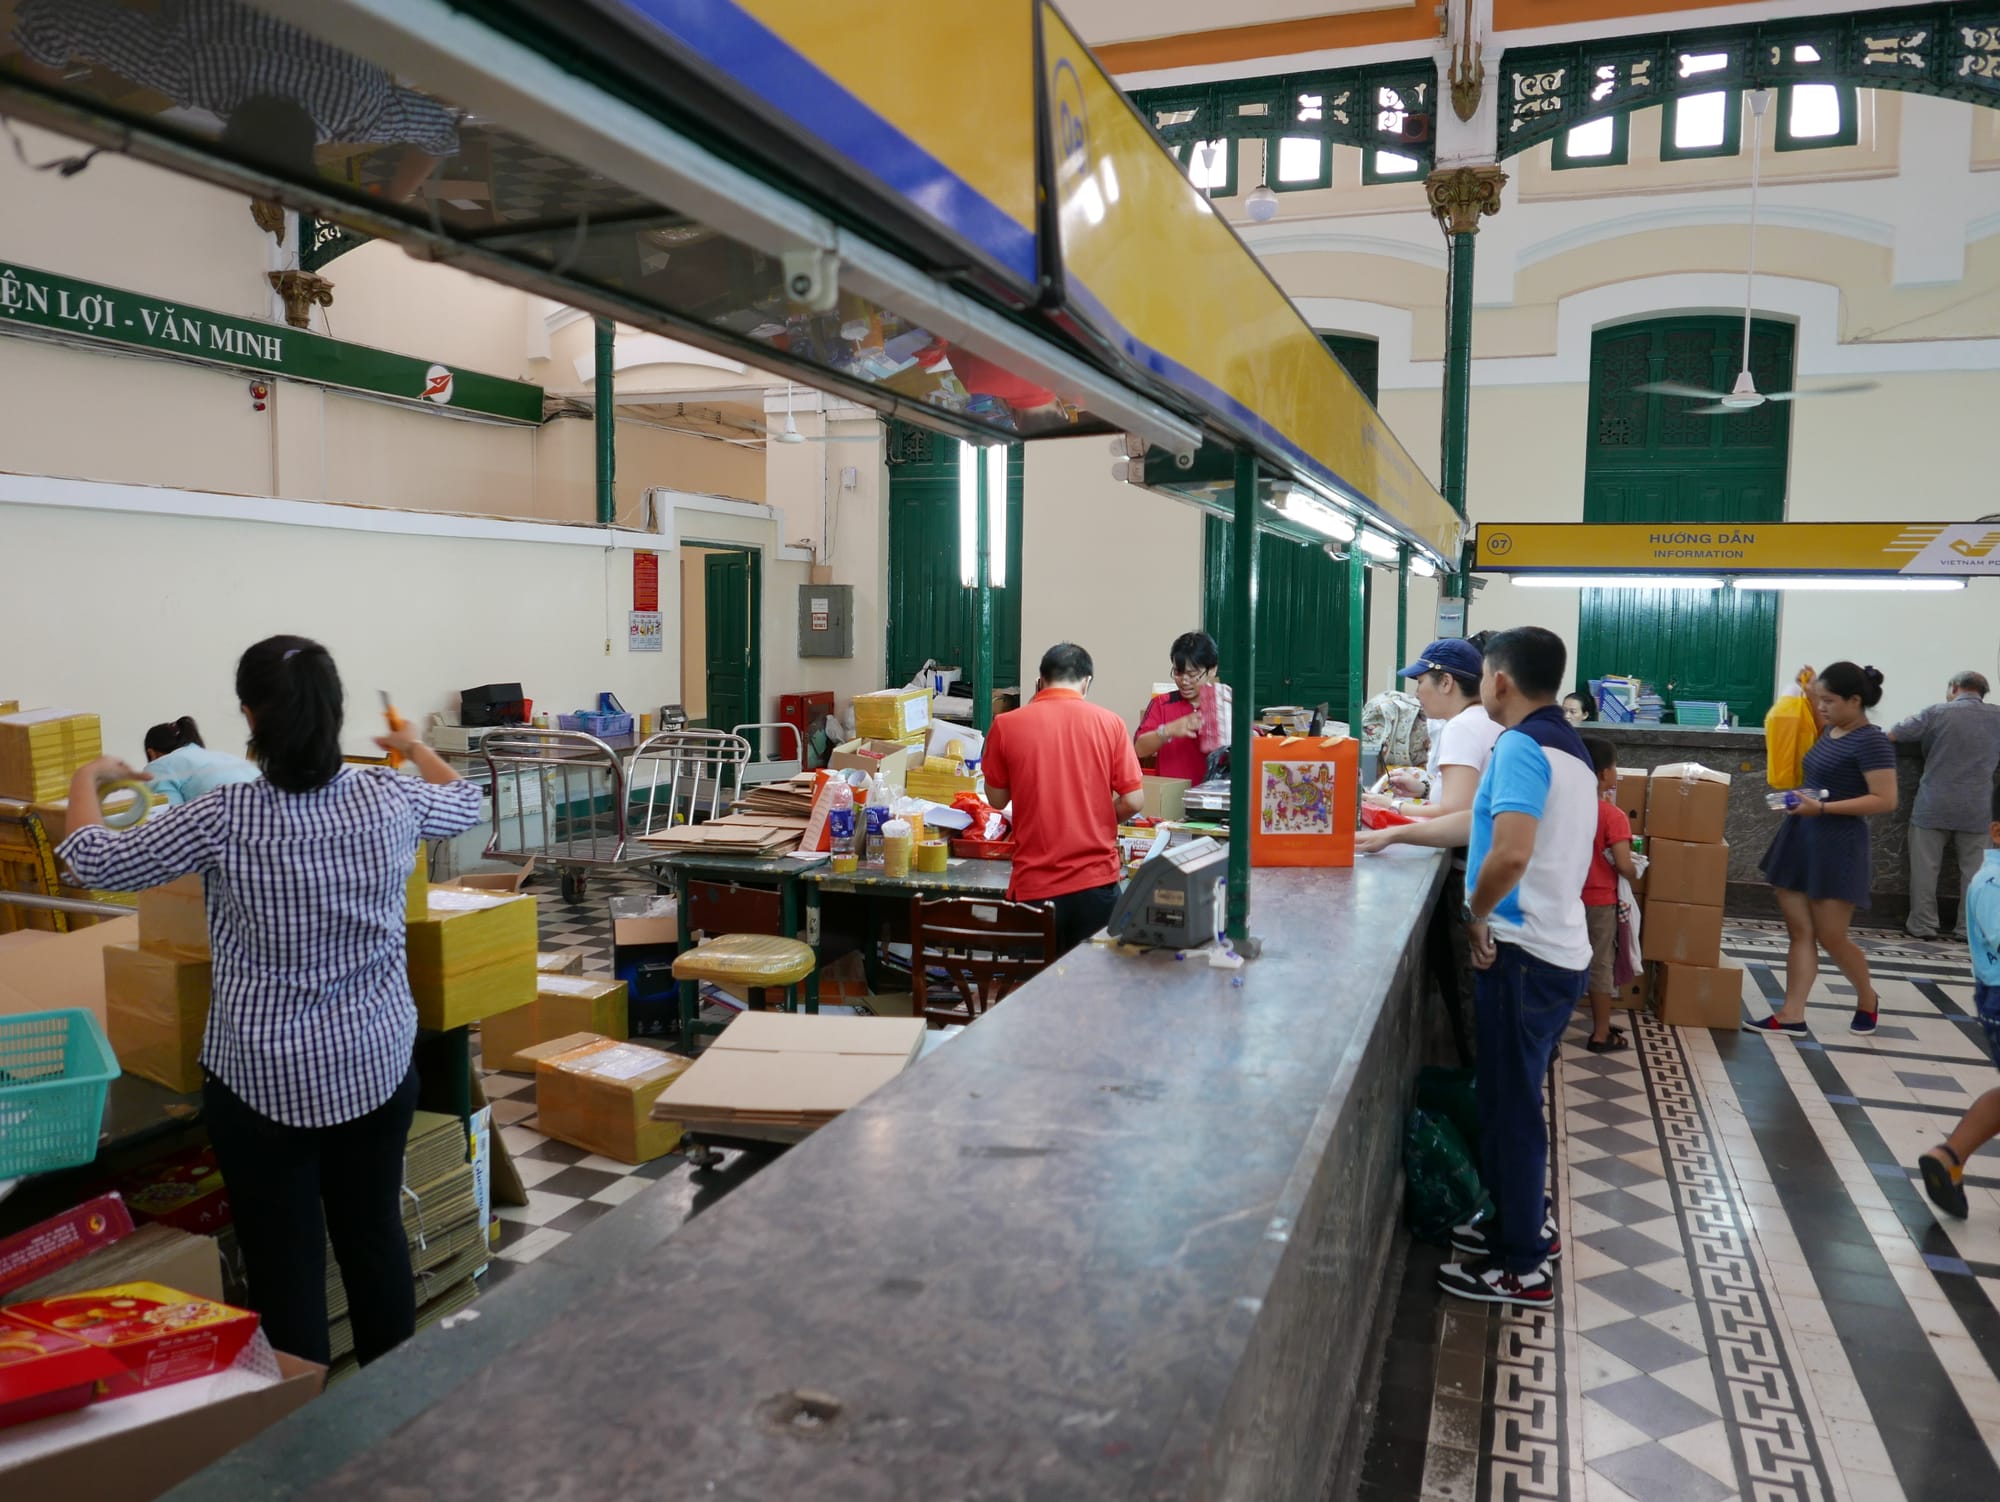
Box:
[1920,1144,1969,1219]
[1586,1027,1629,1054]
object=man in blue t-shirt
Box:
[1438,627,1598,1308]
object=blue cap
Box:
[1399,638,1483,681]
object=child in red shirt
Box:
[1581,736,1640,1052]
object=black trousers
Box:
[1049,882,1120,956]
[202,1063,420,1368]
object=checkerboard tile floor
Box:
[1360,920,2000,1502]
[478,870,769,1288]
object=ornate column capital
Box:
[249,198,287,241]
[266,270,334,329]
[1424,164,1507,236]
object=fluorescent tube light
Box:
[1356,530,1400,562]
[1732,577,1966,592]
[958,441,978,587]
[1512,575,1725,590]
[985,443,1008,588]
[1408,555,1438,579]
[1274,491,1356,542]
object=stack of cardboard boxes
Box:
[104,876,212,1093]
[1636,763,1746,1028]
[0,709,101,805]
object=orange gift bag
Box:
[1250,734,1359,868]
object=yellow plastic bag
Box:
[1764,671,1819,789]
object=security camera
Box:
[780,247,840,312]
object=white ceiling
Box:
[1061,0,1408,47]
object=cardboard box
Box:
[480,974,629,1072]
[828,738,922,794]
[0,916,139,1024]
[0,1347,322,1500]
[1646,763,1731,845]
[1,1283,258,1399]
[1653,962,1746,1029]
[537,949,586,975]
[1613,769,1648,835]
[532,1035,693,1163]
[0,701,16,717]
[0,711,102,804]
[1614,968,1653,1010]
[1141,775,1190,821]
[443,860,534,896]
[136,877,207,957]
[406,889,537,1031]
[1641,899,1725,968]
[1645,839,1730,907]
[609,895,678,948]
[851,687,931,742]
[0,1197,136,1301]
[103,944,211,1094]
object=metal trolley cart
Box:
[479,728,751,901]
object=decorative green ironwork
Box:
[1130,62,1438,178]
[1501,5,2000,157]
[300,218,371,273]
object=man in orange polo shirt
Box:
[982,642,1146,955]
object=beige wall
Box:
[679,546,719,720]
[1020,438,1204,729]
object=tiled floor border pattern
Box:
[1365,917,2000,1502]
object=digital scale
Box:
[1107,837,1227,949]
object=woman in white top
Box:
[1360,638,1502,845]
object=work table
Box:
[168,851,1448,1502]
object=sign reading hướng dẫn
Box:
[0,260,542,424]
[1473,522,2000,577]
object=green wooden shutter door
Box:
[1578,317,1791,724]
[885,423,1022,691]
[1202,519,1365,713]
[703,551,752,733]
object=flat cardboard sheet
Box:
[0,916,139,1022]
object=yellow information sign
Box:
[1037,3,1461,561]
[1475,522,2000,576]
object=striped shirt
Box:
[59,770,484,1127]
[16,0,463,154]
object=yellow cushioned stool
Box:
[673,935,816,1025]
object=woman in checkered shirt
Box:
[60,636,484,1367]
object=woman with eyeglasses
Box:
[1135,631,1223,783]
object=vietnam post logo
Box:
[1948,530,2000,558]
[422,364,454,404]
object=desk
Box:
[174,854,1452,1502]
[649,851,821,1043]
[800,858,1013,992]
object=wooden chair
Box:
[909,897,1057,1026]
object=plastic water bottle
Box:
[864,772,891,863]
[1766,787,1830,812]
[828,781,857,870]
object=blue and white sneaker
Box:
[1850,1008,1879,1035]
[1743,1015,1809,1037]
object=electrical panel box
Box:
[798,584,854,659]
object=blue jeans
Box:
[1977,980,2000,1069]
[1476,941,1587,1273]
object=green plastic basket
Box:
[0,1009,121,1179]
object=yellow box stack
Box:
[406,888,538,1031]
[481,973,630,1072]
[0,710,102,803]
[851,688,931,747]
[405,842,429,922]
[1641,762,1744,1028]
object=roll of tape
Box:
[100,780,153,830]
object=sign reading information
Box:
[0,260,542,424]
[1474,522,2000,578]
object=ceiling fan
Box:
[1635,90,1876,414]
[746,383,880,445]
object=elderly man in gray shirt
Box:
[1891,671,2000,940]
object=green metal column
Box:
[1225,451,1259,944]
[1440,231,1474,597]
[1396,545,1410,688]
[1345,548,1367,733]
[972,447,995,733]
[594,317,616,526]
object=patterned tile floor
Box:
[1361,919,2000,1502]
[479,870,774,1289]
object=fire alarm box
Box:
[798,585,853,659]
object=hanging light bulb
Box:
[1246,141,1279,222]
